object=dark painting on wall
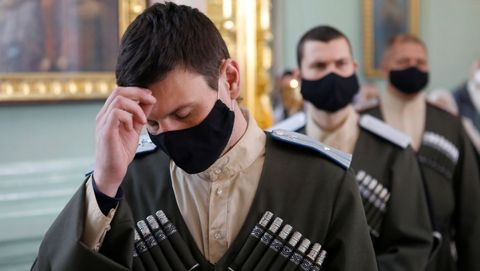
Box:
[0,0,119,73]
[363,0,420,77]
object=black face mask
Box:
[148,100,235,174]
[389,67,429,94]
[300,73,360,112]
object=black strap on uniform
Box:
[416,158,443,261]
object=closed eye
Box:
[173,107,193,120]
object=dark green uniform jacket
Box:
[352,124,432,271]
[364,103,480,271]
[32,133,378,271]
[295,117,433,271]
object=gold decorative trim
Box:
[363,0,420,78]
[0,0,146,103]
[208,0,273,128]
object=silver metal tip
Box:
[298,238,311,253]
[146,215,160,230]
[315,250,327,266]
[259,211,274,227]
[279,224,293,239]
[288,231,302,246]
[306,243,322,260]
[134,229,141,241]
[137,220,151,236]
[155,210,169,225]
[268,217,283,233]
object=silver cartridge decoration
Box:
[268,231,302,271]
[134,228,159,271]
[137,220,174,271]
[355,171,390,237]
[299,243,321,271]
[241,217,284,270]
[370,192,391,234]
[252,224,293,271]
[309,250,327,271]
[146,215,188,271]
[155,210,199,271]
[282,238,311,271]
[132,245,147,271]
[228,211,274,271]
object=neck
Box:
[387,84,422,102]
[308,104,352,132]
[222,102,248,155]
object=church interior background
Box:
[0,0,479,269]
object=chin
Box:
[309,104,350,131]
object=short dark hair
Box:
[296,25,352,67]
[115,2,230,90]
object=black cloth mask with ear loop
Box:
[148,97,235,174]
[300,73,360,112]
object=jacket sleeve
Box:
[375,147,433,271]
[323,169,379,271]
[31,180,134,271]
[454,130,480,270]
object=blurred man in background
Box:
[364,33,480,271]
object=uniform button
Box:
[216,188,223,196]
[214,231,223,240]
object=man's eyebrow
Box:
[310,57,349,65]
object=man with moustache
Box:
[364,33,480,271]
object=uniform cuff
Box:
[83,177,118,251]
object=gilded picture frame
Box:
[0,0,146,103]
[363,0,420,77]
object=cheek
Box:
[339,66,355,77]
[302,69,327,81]
[419,63,429,72]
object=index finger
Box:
[99,86,156,118]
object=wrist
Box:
[92,171,121,198]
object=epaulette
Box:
[84,134,157,177]
[359,114,411,149]
[267,112,306,132]
[271,129,352,169]
[136,133,157,154]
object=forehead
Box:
[390,41,427,59]
[148,68,214,108]
[302,38,352,62]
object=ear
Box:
[379,49,392,79]
[353,59,359,72]
[379,57,389,79]
[293,68,301,80]
[219,59,241,99]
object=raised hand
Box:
[93,87,156,197]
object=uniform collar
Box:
[467,81,480,112]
